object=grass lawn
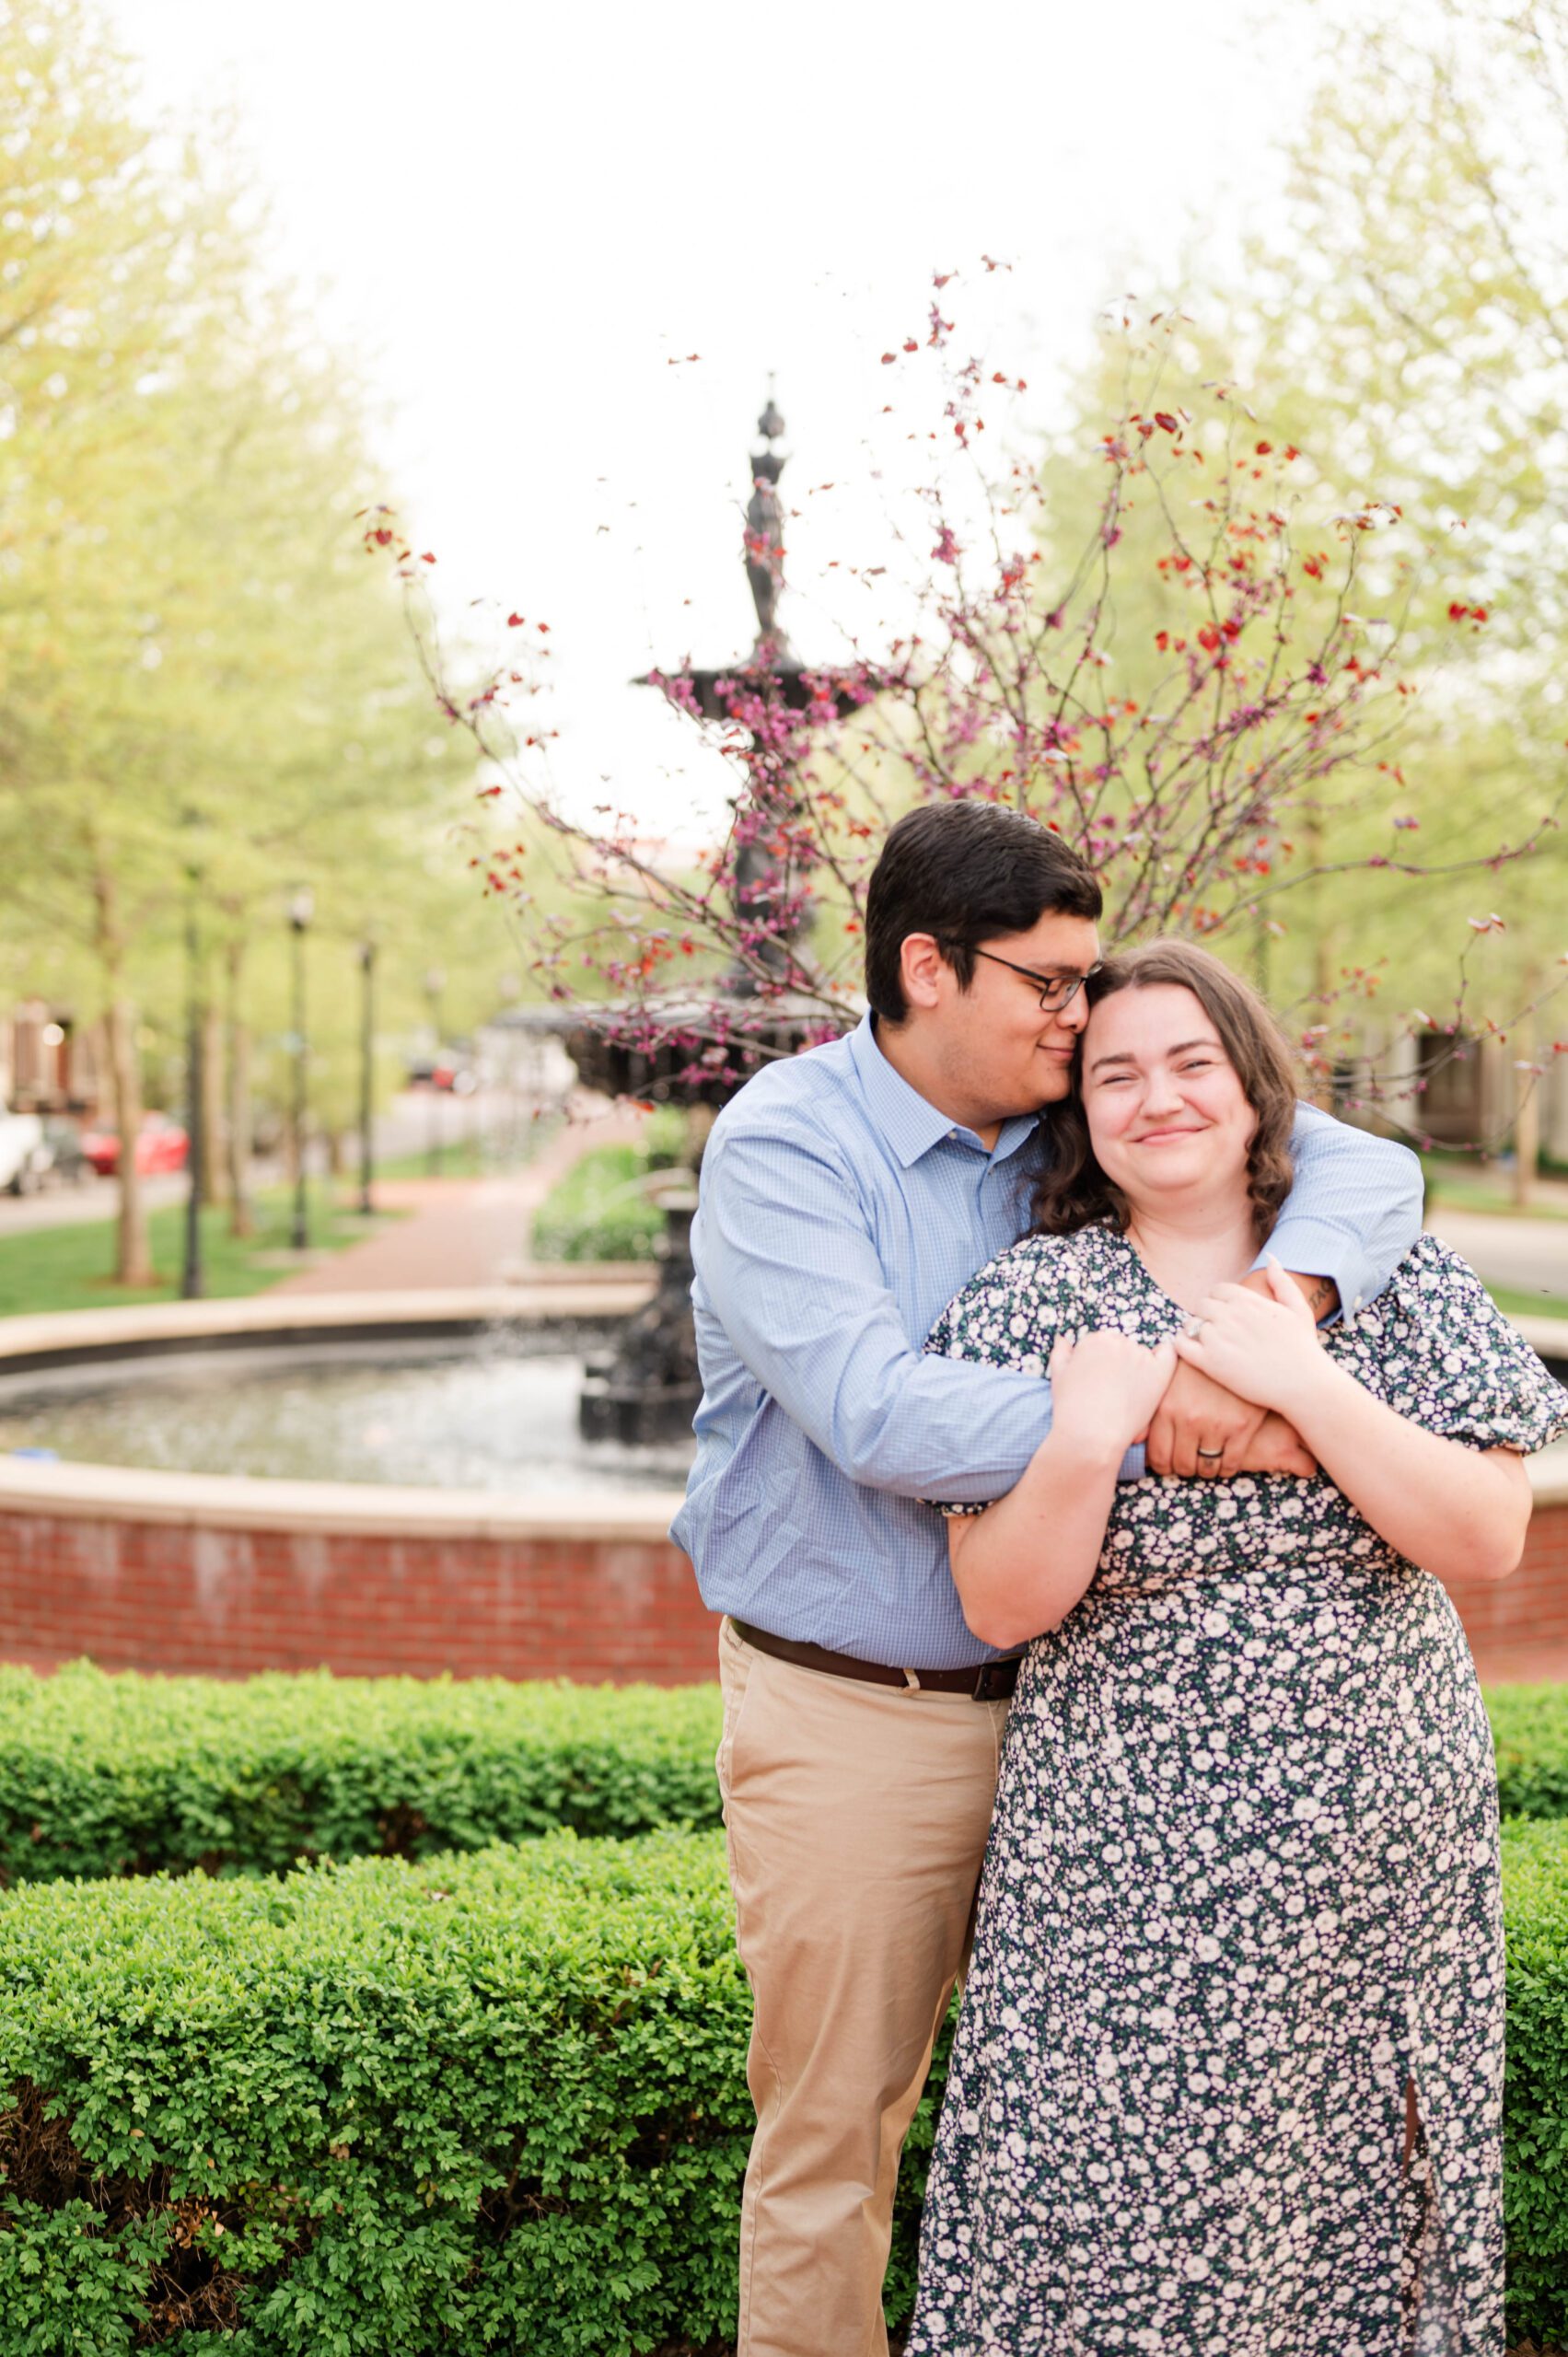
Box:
[0,1187,405,1319]
[1421,1154,1568,1221]
[372,1140,494,1181]
[1487,1280,1568,1325]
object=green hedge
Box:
[531,1112,687,1263]
[0,1822,1563,2352]
[0,1666,724,1886]
[531,1144,662,1262]
[0,1830,937,2355]
[1490,1684,1568,1822]
[4,1667,1568,1888]
[1503,1817,1568,2340]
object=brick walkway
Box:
[271,1108,646,1295]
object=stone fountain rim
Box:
[0,1286,1562,1528]
[0,1281,687,1544]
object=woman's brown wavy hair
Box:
[1033,940,1297,1246]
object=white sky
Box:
[105,0,1320,836]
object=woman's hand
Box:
[1170,1256,1331,1420]
[1049,1329,1179,1458]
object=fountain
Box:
[0,393,891,1687]
[571,391,868,1445]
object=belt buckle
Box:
[970,1659,1014,1702]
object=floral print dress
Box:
[905,1229,1568,2357]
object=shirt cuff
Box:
[1252,1218,1372,1327]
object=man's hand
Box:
[1145,1357,1269,1480]
[1244,1413,1318,1479]
[1145,1362,1317,1480]
[1144,1262,1330,1479]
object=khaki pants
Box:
[716,1617,1010,2357]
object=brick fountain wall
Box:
[0,1467,1563,1687]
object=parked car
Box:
[79,1112,189,1178]
[0,1105,49,1195]
[405,1050,478,1095]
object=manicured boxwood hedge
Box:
[0,1665,725,1885]
[0,1822,1563,2352]
[0,1829,938,2355]
[1502,1817,1568,2340]
[4,1666,1568,1887]
[1490,1685,1568,1823]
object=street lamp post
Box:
[358,940,376,1217]
[180,852,205,1301]
[424,965,445,1178]
[288,888,315,1251]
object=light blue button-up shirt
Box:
[672,1015,1423,1669]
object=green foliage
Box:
[0,1823,1562,2350]
[1192,0,1568,1037]
[0,1187,401,1318]
[0,1666,724,1885]
[0,0,525,1280]
[532,1145,662,1263]
[1502,1818,1568,2341]
[531,1110,689,1264]
[5,1666,1568,1893]
[1492,1686,1568,1824]
[0,1831,751,2354]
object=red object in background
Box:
[79,1112,190,1178]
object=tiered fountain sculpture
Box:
[571,394,868,1444]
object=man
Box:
[672,801,1422,2357]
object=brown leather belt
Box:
[731,1620,1023,1701]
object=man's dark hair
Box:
[865,800,1102,1023]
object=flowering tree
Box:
[368,300,1559,1127]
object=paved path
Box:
[269,1107,646,1295]
[0,1174,188,1237]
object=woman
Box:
[905,942,1566,2357]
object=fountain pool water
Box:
[0,1331,697,1495]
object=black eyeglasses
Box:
[971,949,1102,1012]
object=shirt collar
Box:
[848,1015,1046,1171]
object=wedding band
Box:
[1196,1446,1225,1460]
[1184,1314,1207,1339]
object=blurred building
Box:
[0,1002,105,1116]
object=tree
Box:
[372,293,1545,1113]
[1189,0,1568,1153]
[0,0,467,1279]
